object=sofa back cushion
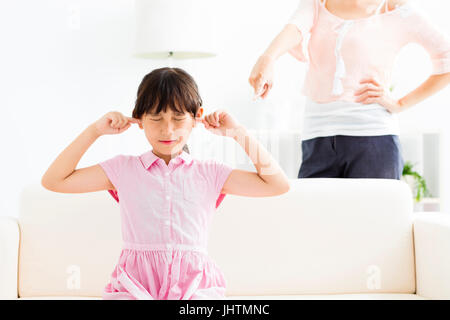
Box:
[211,179,416,295]
[18,179,415,297]
[18,187,121,297]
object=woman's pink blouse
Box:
[287,0,450,103]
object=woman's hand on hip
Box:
[354,78,402,113]
[91,111,140,136]
[248,54,275,100]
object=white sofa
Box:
[1,179,449,300]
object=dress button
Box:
[165,172,169,176]
[166,195,170,200]
[164,220,170,226]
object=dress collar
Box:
[140,149,193,170]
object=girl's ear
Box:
[194,107,204,127]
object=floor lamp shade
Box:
[134,0,217,59]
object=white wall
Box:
[0,0,449,217]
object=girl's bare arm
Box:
[41,112,139,193]
[201,111,290,197]
[222,126,291,197]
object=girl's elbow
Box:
[41,176,61,193]
[272,181,290,196]
[41,175,50,189]
[41,177,55,192]
[281,182,291,194]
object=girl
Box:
[249,0,450,179]
[41,67,290,300]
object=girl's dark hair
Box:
[133,67,202,119]
[133,67,202,154]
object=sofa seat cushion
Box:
[17,293,426,300]
[227,293,427,300]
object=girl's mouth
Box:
[159,140,177,145]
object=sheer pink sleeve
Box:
[286,0,318,62]
[400,3,450,75]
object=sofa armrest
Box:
[0,216,19,299]
[412,212,450,299]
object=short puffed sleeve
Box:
[202,159,234,209]
[99,154,127,202]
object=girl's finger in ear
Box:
[127,117,140,124]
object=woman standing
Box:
[249,0,450,179]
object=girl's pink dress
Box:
[99,150,233,299]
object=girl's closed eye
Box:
[172,112,188,121]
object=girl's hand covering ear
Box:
[93,111,140,136]
[197,109,242,137]
[354,78,402,114]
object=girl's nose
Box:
[161,121,175,135]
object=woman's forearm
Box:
[249,24,303,98]
[262,24,303,61]
[41,124,100,188]
[232,126,289,188]
[398,72,450,110]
